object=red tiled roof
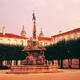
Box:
[38,37,52,41]
[28,37,52,42]
[52,28,80,38]
[0,33,27,39]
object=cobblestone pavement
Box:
[0,69,80,80]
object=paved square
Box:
[0,69,80,80]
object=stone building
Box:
[0,26,28,46]
[1,26,80,47]
[0,15,80,47]
[51,28,80,44]
[35,28,80,46]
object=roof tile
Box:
[0,33,27,39]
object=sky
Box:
[0,0,80,37]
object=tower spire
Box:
[21,25,26,37]
[39,28,44,37]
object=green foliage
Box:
[45,38,80,60]
[45,40,66,60]
[0,44,26,60]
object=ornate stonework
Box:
[22,12,46,65]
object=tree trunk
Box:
[60,59,63,68]
[79,58,80,69]
[68,59,72,69]
[58,60,61,68]
[0,60,2,66]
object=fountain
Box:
[7,12,58,74]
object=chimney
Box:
[2,26,6,35]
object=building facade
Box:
[0,26,28,46]
[1,26,80,47]
[1,13,80,47]
[51,28,80,44]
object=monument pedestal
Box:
[6,65,59,74]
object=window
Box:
[44,43,47,46]
[40,42,42,47]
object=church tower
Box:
[21,25,26,37]
[39,28,44,37]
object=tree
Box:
[45,38,80,68]
[45,40,67,68]
[0,44,26,63]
